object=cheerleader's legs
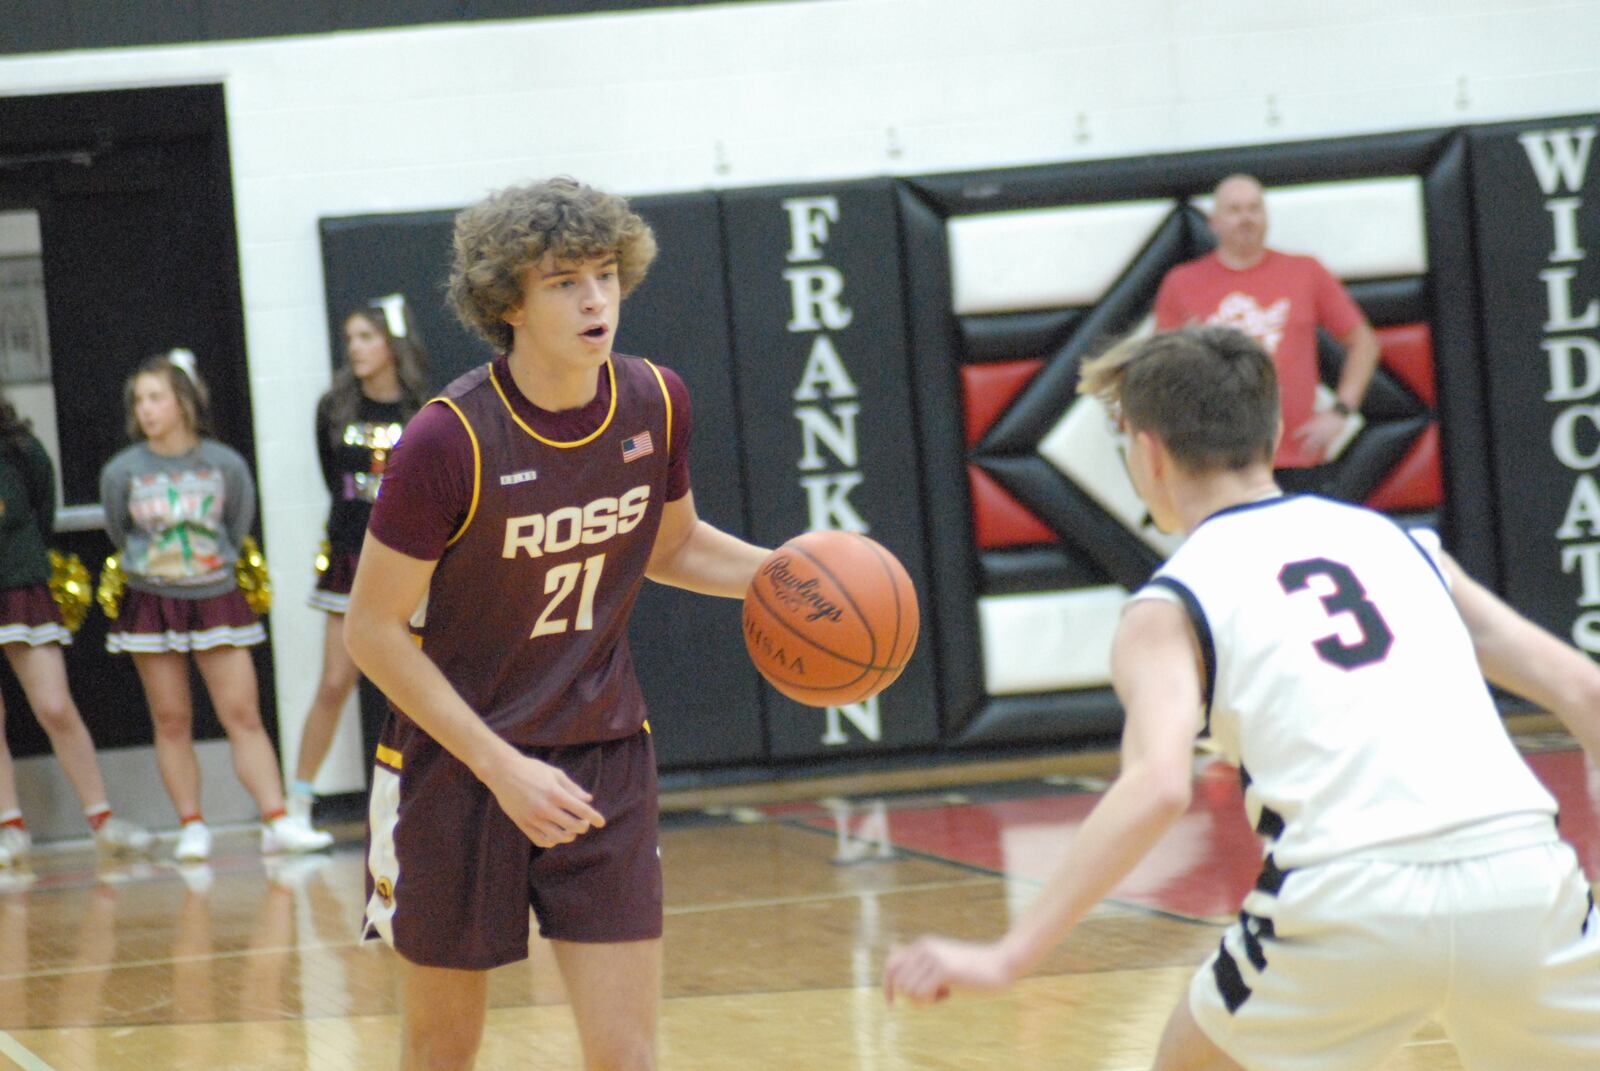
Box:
[192,646,286,816]
[133,651,203,819]
[292,612,359,786]
[3,644,111,813]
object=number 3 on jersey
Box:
[532,553,605,637]
[1278,557,1393,670]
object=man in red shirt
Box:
[1154,174,1381,480]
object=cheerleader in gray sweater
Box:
[100,351,331,862]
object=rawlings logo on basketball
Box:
[743,530,919,709]
[760,555,845,623]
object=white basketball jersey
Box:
[1136,494,1556,869]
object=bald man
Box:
[1154,175,1381,483]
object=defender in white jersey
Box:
[885,326,1600,1071]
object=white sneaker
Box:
[287,792,314,824]
[95,816,155,857]
[174,821,212,862]
[0,826,31,867]
[262,815,333,855]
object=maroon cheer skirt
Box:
[105,588,265,654]
[307,551,360,614]
[0,584,71,647]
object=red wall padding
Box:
[1365,422,1444,513]
[1375,322,1435,407]
[961,358,1044,448]
[969,465,1059,549]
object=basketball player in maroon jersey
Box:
[344,177,770,1071]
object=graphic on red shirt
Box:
[1208,292,1290,356]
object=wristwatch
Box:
[1331,400,1354,417]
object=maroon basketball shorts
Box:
[363,725,663,970]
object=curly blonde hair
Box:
[448,177,657,353]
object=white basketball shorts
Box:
[1189,836,1600,1071]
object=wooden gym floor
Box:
[0,721,1594,1070]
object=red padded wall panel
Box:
[1375,323,1435,407]
[961,358,1043,448]
[969,465,1059,549]
[1365,422,1443,513]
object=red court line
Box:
[794,749,1599,921]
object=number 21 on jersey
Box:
[532,553,605,637]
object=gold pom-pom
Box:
[314,539,331,575]
[96,553,126,622]
[47,550,92,633]
[235,535,272,615]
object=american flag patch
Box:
[621,430,654,463]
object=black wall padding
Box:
[1468,114,1600,638]
[1425,132,1500,586]
[720,179,940,760]
[1345,277,1430,327]
[906,129,1455,217]
[896,184,988,734]
[977,210,1187,454]
[1315,331,1430,419]
[1321,415,1433,503]
[319,210,465,393]
[975,456,1163,592]
[960,309,1083,364]
[979,546,1111,595]
[612,193,766,770]
[1180,204,1215,258]
[956,691,1124,746]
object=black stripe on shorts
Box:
[1212,938,1251,1014]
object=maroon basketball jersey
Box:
[409,355,673,746]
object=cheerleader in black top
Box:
[0,394,151,866]
[286,296,427,829]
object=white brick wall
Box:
[2,0,1598,791]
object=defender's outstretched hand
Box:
[884,937,1011,1006]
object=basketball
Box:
[742,530,919,707]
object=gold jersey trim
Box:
[431,397,481,548]
[645,359,671,462]
[375,742,403,770]
[489,359,618,448]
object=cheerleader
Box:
[285,296,427,831]
[0,394,151,867]
[100,350,332,862]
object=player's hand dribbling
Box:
[486,754,606,848]
[883,936,1012,1006]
